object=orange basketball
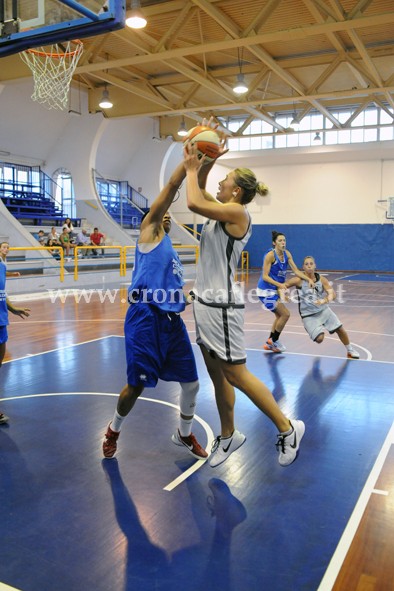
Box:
[184,125,220,161]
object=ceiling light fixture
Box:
[99,85,113,109]
[290,114,300,130]
[177,116,188,137]
[233,48,248,95]
[126,0,147,29]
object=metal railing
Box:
[9,243,201,283]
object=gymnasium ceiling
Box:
[1,0,394,139]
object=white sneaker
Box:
[272,339,286,352]
[209,429,246,467]
[276,420,305,466]
[347,347,360,359]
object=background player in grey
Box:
[287,255,359,359]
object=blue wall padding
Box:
[185,223,394,272]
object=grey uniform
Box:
[297,273,342,341]
[192,213,251,363]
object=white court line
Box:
[1,392,214,492]
[0,583,22,591]
[2,335,119,364]
[372,489,389,496]
[317,421,394,591]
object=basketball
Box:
[185,125,220,161]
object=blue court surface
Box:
[1,336,393,591]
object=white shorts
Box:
[302,307,342,341]
[193,300,246,364]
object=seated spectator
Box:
[48,227,60,243]
[33,229,46,245]
[62,218,75,243]
[59,227,72,260]
[90,227,106,257]
[76,228,92,257]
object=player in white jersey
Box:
[183,124,306,468]
[287,255,359,359]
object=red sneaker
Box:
[171,429,208,459]
[103,423,120,458]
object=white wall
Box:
[167,141,394,226]
[1,77,394,233]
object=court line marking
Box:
[0,392,215,492]
[317,421,394,591]
[0,583,22,591]
[2,335,117,364]
[372,489,389,496]
[4,334,393,366]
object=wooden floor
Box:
[1,271,394,591]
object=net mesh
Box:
[20,40,83,110]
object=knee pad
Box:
[179,380,199,415]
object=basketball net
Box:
[20,40,83,111]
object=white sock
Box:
[346,344,353,351]
[179,417,193,437]
[280,426,293,436]
[111,411,125,432]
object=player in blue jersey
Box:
[102,162,208,461]
[257,231,313,353]
[0,241,30,424]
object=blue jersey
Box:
[257,248,289,291]
[128,234,185,313]
[0,260,9,327]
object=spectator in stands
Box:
[90,227,106,257]
[76,228,92,257]
[0,241,30,424]
[33,229,46,245]
[59,227,72,260]
[47,227,60,243]
[62,218,75,243]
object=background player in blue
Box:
[257,231,313,353]
[287,255,360,358]
[183,134,305,469]
[0,241,30,424]
[102,162,208,461]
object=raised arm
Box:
[141,161,186,236]
[184,143,248,230]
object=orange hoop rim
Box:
[25,39,83,58]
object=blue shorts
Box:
[0,325,8,344]
[258,293,279,312]
[124,303,198,387]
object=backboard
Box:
[0,0,125,57]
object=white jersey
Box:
[193,214,251,308]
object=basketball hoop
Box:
[20,40,83,111]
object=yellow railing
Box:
[10,246,65,282]
[9,243,200,283]
[173,244,199,263]
[73,245,125,280]
[235,250,249,281]
[180,223,201,239]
